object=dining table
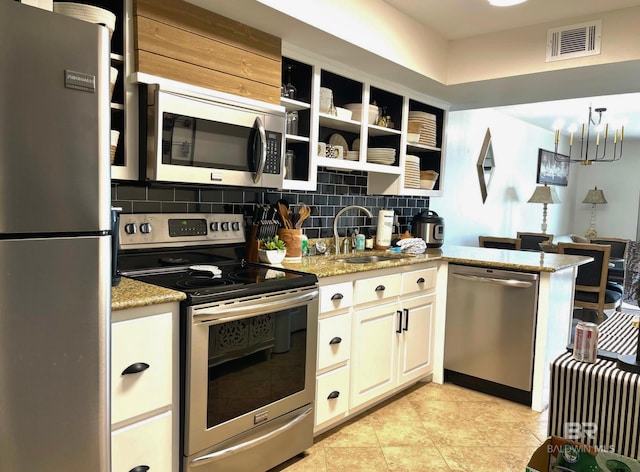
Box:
[547,312,640,459]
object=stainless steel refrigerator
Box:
[0,2,112,471]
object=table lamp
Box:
[527,184,560,233]
[582,187,607,239]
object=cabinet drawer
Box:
[402,266,437,295]
[319,281,353,314]
[317,312,351,371]
[354,274,400,305]
[112,312,173,424]
[315,365,350,427]
[112,411,173,472]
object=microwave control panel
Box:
[263,131,282,174]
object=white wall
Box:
[436,108,640,246]
[433,108,579,246]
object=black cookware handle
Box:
[375,285,386,292]
[331,293,344,300]
[129,466,150,472]
[396,310,403,334]
[327,391,340,399]
[122,362,150,376]
[329,337,342,345]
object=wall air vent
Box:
[546,20,601,62]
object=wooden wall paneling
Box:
[133,0,282,104]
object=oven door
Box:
[146,86,284,188]
[185,286,318,470]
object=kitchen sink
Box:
[334,254,414,264]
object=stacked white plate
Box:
[345,151,359,161]
[366,148,396,165]
[404,155,421,188]
[408,111,437,147]
[53,2,117,38]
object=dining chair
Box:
[558,242,623,324]
[478,236,521,250]
[516,232,553,251]
[589,237,630,284]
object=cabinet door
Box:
[315,365,350,429]
[111,411,173,472]
[350,302,399,408]
[111,311,173,424]
[398,293,435,386]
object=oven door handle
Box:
[193,290,319,324]
[189,407,313,467]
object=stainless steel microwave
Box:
[145,84,285,188]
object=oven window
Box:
[206,306,307,428]
[162,112,253,172]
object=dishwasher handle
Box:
[451,273,534,288]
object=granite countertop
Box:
[111,245,592,309]
[440,244,593,272]
[111,277,186,311]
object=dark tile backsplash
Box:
[112,170,430,238]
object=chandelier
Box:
[553,106,624,165]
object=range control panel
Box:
[119,213,245,250]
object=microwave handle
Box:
[252,116,267,183]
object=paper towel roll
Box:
[375,210,394,249]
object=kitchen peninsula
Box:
[280,244,592,413]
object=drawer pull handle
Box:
[329,336,342,345]
[327,391,340,399]
[122,362,150,376]
[330,293,344,300]
[417,277,425,284]
[403,308,410,331]
[375,284,386,292]
[129,466,150,472]
[396,310,403,334]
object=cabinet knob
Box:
[327,391,340,399]
[375,285,386,292]
[121,362,150,376]
[330,293,344,301]
[129,466,150,472]
[329,336,342,345]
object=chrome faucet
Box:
[333,205,373,255]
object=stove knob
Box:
[140,223,152,234]
[221,221,230,231]
[124,223,137,235]
[231,221,240,231]
[210,222,219,232]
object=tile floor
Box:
[271,381,547,472]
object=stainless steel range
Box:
[118,213,318,472]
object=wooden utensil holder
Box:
[277,228,302,261]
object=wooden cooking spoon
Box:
[295,205,311,229]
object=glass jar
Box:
[286,111,298,135]
[284,150,295,179]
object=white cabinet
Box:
[313,262,439,433]
[282,47,448,195]
[111,302,179,472]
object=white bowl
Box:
[344,103,379,125]
[110,67,118,100]
[110,130,120,164]
[335,107,352,120]
[420,180,436,190]
[53,2,116,38]
[258,249,287,264]
[407,133,420,143]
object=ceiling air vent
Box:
[546,20,601,62]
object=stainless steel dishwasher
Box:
[444,264,539,404]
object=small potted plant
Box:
[258,235,287,264]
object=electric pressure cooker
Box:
[411,210,444,248]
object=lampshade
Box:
[527,185,561,204]
[582,187,607,205]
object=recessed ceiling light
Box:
[488,0,527,6]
